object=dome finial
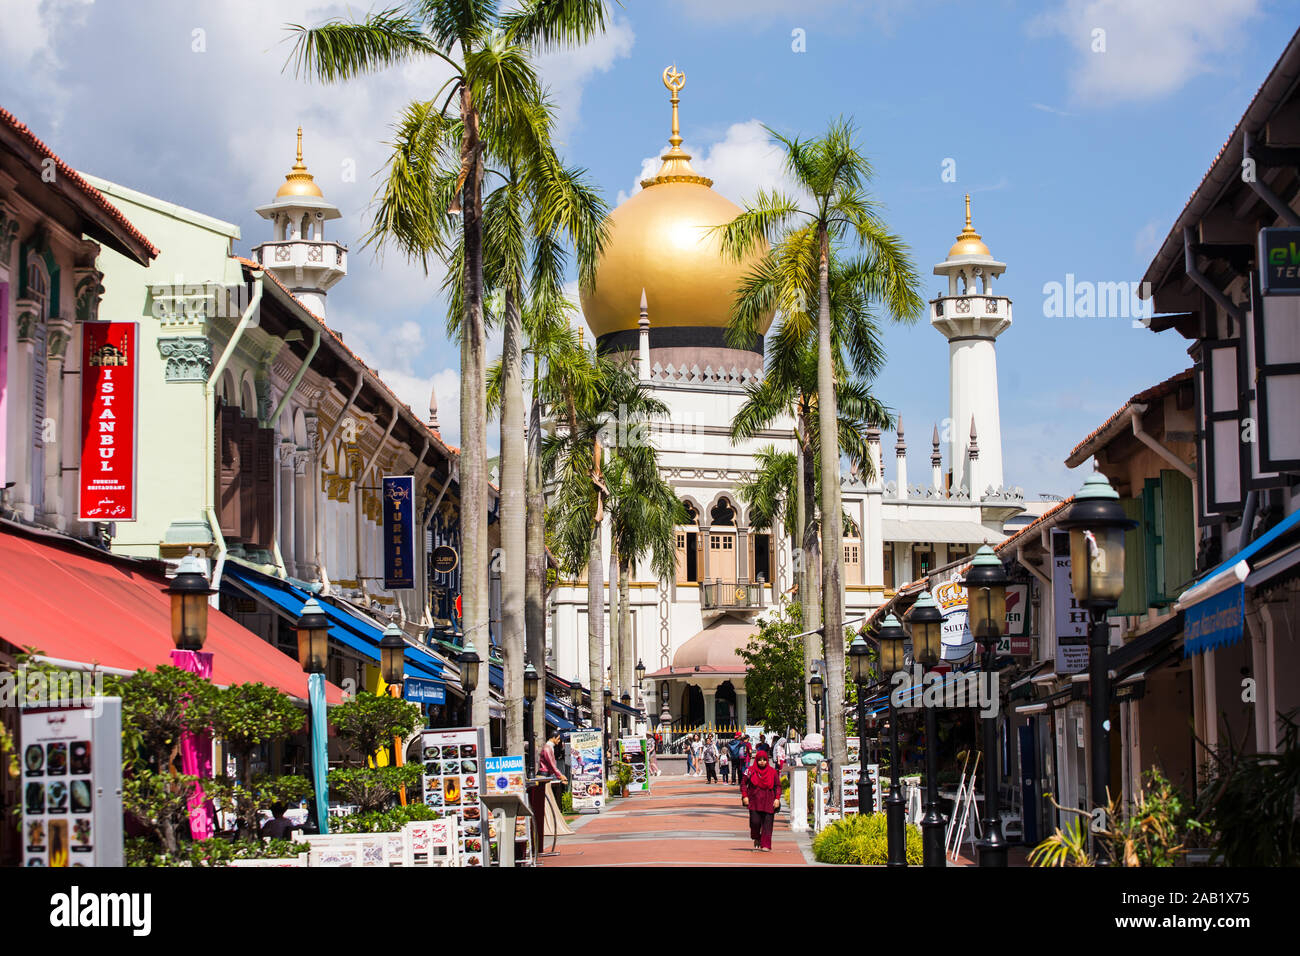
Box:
[947,192,990,258]
[641,65,712,189]
[276,125,324,199]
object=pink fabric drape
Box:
[171,649,215,840]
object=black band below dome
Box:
[596,325,763,355]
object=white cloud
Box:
[615,118,808,207]
[535,16,635,140]
[1029,0,1262,104]
[1134,218,1164,264]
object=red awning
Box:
[0,524,341,703]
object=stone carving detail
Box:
[74,270,105,323]
[278,440,296,466]
[956,297,971,313]
[16,307,39,344]
[293,448,312,476]
[304,415,320,456]
[275,245,290,262]
[307,245,322,262]
[46,327,72,360]
[981,485,1025,502]
[984,297,998,313]
[157,336,213,383]
[0,205,20,267]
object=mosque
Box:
[548,69,1028,728]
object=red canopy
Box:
[0,524,341,703]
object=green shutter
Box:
[1143,478,1169,606]
[1160,469,1195,598]
[1116,497,1149,616]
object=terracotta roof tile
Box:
[994,497,1073,556]
[0,106,158,261]
[1066,369,1193,465]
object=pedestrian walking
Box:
[742,750,781,851]
[684,734,695,775]
[702,734,719,783]
[772,733,787,770]
[719,745,731,783]
[690,734,704,776]
[728,732,751,791]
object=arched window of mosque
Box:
[681,500,698,526]
[709,497,735,526]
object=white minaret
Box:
[931,195,1010,497]
[638,288,651,381]
[894,418,907,499]
[252,127,348,319]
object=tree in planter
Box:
[328,692,424,815]
[121,770,201,856]
[209,681,313,840]
[739,603,810,734]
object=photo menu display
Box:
[21,708,98,867]
[420,727,488,867]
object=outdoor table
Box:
[481,791,531,868]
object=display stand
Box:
[528,777,566,858]
[481,792,531,868]
[785,765,809,832]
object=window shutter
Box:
[1196,339,1246,516]
[1116,497,1149,616]
[238,414,256,541]
[254,426,275,549]
[1143,478,1170,606]
[216,405,241,538]
[1159,469,1195,598]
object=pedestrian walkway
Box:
[540,775,812,867]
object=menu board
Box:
[420,727,488,867]
[839,763,882,816]
[568,729,604,811]
[617,737,650,793]
[21,700,123,867]
[483,755,531,863]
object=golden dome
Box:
[275,127,324,199]
[947,193,991,258]
[580,68,772,340]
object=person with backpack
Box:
[702,734,719,783]
[728,732,751,791]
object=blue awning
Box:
[223,563,444,681]
[1181,509,1300,604]
[865,671,985,716]
[546,708,576,731]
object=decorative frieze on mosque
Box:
[648,361,762,387]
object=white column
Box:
[638,288,650,381]
[894,419,907,499]
[948,337,1004,493]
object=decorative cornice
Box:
[0,201,20,268]
[46,320,72,360]
[74,268,105,323]
[157,336,213,383]
[15,300,39,343]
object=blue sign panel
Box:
[382,475,415,590]
[404,677,446,705]
[1259,227,1300,295]
[1184,583,1245,657]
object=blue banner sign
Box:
[1184,583,1245,656]
[404,677,446,705]
[1259,227,1300,295]
[382,475,415,590]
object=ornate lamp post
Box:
[620,692,632,737]
[847,633,876,815]
[165,554,217,840]
[571,681,587,728]
[878,613,908,867]
[379,622,406,688]
[295,598,331,834]
[459,641,481,726]
[635,659,646,710]
[808,672,824,736]
[908,590,946,867]
[603,685,613,759]
[962,545,1009,868]
[1059,472,1134,863]
[523,662,540,769]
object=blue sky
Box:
[4,0,1296,494]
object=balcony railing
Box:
[700,578,765,611]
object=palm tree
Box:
[544,352,669,736]
[289,0,612,731]
[719,120,922,768]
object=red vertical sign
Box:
[79,322,137,521]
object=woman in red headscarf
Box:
[741,749,781,851]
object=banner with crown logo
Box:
[79,322,137,521]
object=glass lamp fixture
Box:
[848,633,871,684]
[908,590,944,665]
[295,598,330,674]
[878,614,907,674]
[1059,472,1136,609]
[963,546,1008,646]
[166,553,214,651]
[459,641,481,696]
[379,622,406,686]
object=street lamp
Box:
[878,613,908,868]
[847,633,876,816]
[459,641,480,725]
[1059,471,1135,864]
[963,544,1009,868]
[635,659,646,709]
[571,681,586,728]
[379,622,406,688]
[908,590,946,867]
[620,692,632,738]
[295,598,331,835]
[808,672,824,737]
[603,685,613,758]
[166,553,213,651]
[523,662,539,770]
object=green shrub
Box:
[812,813,923,865]
[125,835,306,867]
[334,802,439,833]
[560,789,574,813]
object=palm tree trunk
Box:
[587,517,605,734]
[794,431,815,734]
[500,283,526,757]
[525,386,547,754]
[815,224,846,769]
[618,554,633,719]
[460,87,491,730]
[608,544,620,703]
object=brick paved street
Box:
[539,775,814,867]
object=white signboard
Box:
[933,580,975,662]
[1052,531,1089,675]
[21,699,123,868]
